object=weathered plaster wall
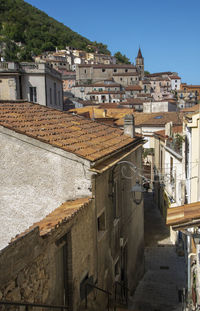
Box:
[0,127,92,250]
[0,76,18,100]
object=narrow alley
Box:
[129,192,187,311]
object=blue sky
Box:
[25,0,200,84]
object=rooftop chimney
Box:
[124,114,135,138]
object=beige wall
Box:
[0,75,20,100]
[77,66,137,84]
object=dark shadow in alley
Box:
[143,192,171,247]
[129,191,186,311]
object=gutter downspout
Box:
[187,235,196,303]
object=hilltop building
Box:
[0,62,63,110]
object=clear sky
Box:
[25,0,200,84]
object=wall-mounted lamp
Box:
[131,180,144,205]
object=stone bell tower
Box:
[135,48,144,79]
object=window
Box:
[114,69,117,72]
[125,69,128,72]
[131,78,133,81]
[58,91,60,106]
[50,88,52,106]
[102,69,105,72]
[54,83,57,105]
[84,69,86,73]
[97,212,105,232]
[29,87,37,102]
[120,78,122,81]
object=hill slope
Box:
[0,0,110,61]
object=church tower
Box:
[135,48,144,79]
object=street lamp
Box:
[131,180,144,205]
[118,161,144,205]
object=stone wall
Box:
[0,199,95,311]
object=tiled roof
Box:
[136,93,152,97]
[0,102,135,162]
[154,125,182,140]
[90,82,121,87]
[146,72,173,77]
[181,85,200,89]
[88,91,125,95]
[170,75,181,80]
[166,202,200,227]
[154,129,166,141]
[125,85,142,91]
[115,112,184,127]
[12,197,92,240]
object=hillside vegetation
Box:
[0,0,110,61]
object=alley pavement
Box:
[129,192,186,311]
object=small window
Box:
[58,91,60,105]
[29,87,37,102]
[84,69,86,73]
[114,69,117,72]
[120,78,122,81]
[125,69,128,72]
[131,78,133,81]
[97,212,105,232]
[102,69,105,72]
[50,88,52,105]
[54,83,57,105]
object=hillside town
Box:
[1,42,200,311]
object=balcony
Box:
[166,138,182,156]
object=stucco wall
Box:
[0,75,19,100]
[21,74,46,105]
[0,126,92,250]
[46,74,63,109]
[143,101,177,113]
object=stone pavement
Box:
[129,192,186,311]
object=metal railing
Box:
[114,281,130,310]
[0,300,69,311]
[85,283,112,311]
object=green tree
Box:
[114,51,131,64]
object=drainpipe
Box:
[187,236,196,301]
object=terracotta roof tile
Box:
[12,197,92,240]
[115,112,184,127]
[0,102,136,162]
[125,85,142,91]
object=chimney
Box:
[124,114,135,138]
